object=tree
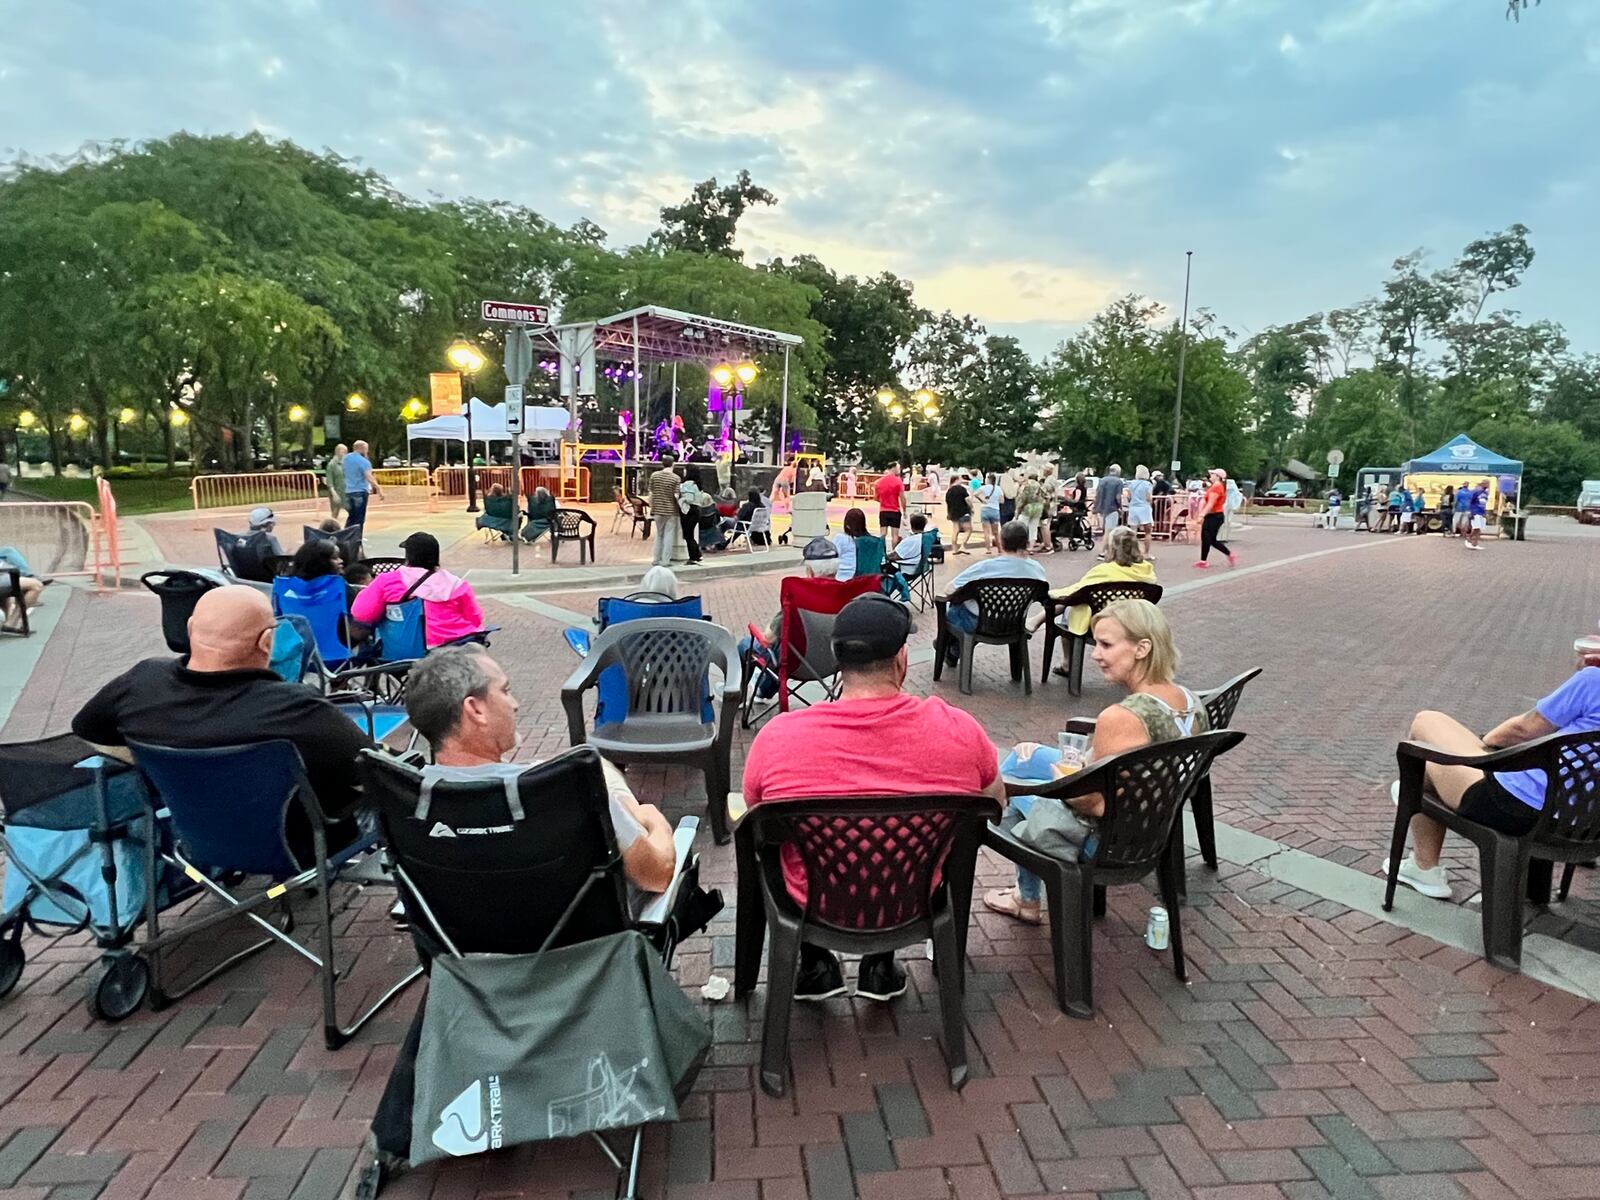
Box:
[766,255,925,457]
[1540,355,1600,441]
[1298,369,1409,479]
[1376,251,1458,455]
[1239,324,1318,482]
[649,171,776,260]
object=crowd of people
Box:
[1360,478,1493,549]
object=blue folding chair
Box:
[273,576,351,669]
[127,739,422,1049]
[593,592,713,725]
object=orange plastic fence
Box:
[96,477,121,589]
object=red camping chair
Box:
[740,574,881,729]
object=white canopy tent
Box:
[404,398,571,462]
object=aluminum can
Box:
[1145,906,1170,950]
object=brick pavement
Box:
[0,521,1597,1198]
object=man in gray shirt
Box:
[1094,464,1125,551]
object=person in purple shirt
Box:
[1389,657,1600,899]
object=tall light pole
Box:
[447,339,487,512]
[712,361,758,469]
[1170,250,1193,478]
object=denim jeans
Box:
[1002,802,1042,903]
[344,490,369,529]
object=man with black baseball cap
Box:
[742,593,1005,1002]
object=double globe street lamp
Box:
[711,361,758,461]
[876,386,939,448]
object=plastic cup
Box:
[1057,731,1091,773]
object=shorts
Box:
[1399,511,1412,525]
[1458,775,1539,837]
[1453,512,1469,533]
[1471,515,1486,531]
[879,510,902,529]
[952,516,971,531]
[980,507,1001,524]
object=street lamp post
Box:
[1170,250,1193,477]
[447,340,487,512]
[712,361,758,471]
[876,386,940,448]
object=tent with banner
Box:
[404,399,570,462]
[1402,434,1523,512]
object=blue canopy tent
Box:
[1403,434,1524,512]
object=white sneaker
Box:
[1385,854,1452,899]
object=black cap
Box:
[399,531,441,568]
[831,593,912,666]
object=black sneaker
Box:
[855,955,907,1002]
[794,952,847,1001]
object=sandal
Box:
[983,888,1042,924]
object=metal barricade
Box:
[191,471,322,513]
[431,466,516,499]
[0,501,102,584]
[369,466,431,504]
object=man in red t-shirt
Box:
[874,462,905,541]
[742,593,1004,1002]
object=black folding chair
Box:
[355,748,717,1199]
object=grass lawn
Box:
[13,472,195,515]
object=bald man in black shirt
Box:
[74,586,373,864]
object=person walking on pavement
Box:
[324,443,348,519]
[1194,468,1237,569]
[1094,465,1125,557]
[342,441,380,529]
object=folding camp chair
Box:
[304,523,365,561]
[902,530,944,612]
[141,569,226,654]
[853,534,887,577]
[739,574,882,730]
[212,528,277,584]
[272,575,353,668]
[354,748,716,1200]
[562,617,743,844]
[127,739,422,1048]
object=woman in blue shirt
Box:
[1409,486,1429,534]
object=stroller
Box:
[1052,500,1094,551]
[0,734,195,1019]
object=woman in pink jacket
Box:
[350,532,486,647]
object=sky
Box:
[3,0,1598,359]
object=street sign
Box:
[504,326,533,384]
[323,414,341,440]
[1327,448,1345,466]
[1329,463,1341,477]
[504,385,524,432]
[429,371,462,415]
[481,300,550,326]
[1170,460,1181,473]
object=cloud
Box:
[1278,32,1300,56]
[914,261,1124,326]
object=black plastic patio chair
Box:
[0,566,30,638]
[1384,730,1600,970]
[1041,580,1164,695]
[1062,666,1262,888]
[551,507,598,564]
[932,577,1050,696]
[983,729,1245,1018]
[733,793,1000,1096]
[562,616,742,844]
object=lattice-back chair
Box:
[364,557,406,576]
[1385,729,1600,970]
[734,793,1001,1096]
[550,507,598,564]
[562,616,742,843]
[983,729,1245,1017]
[740,574,881,729]
[933,577,1050,696]
[1042,580,1164,696]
